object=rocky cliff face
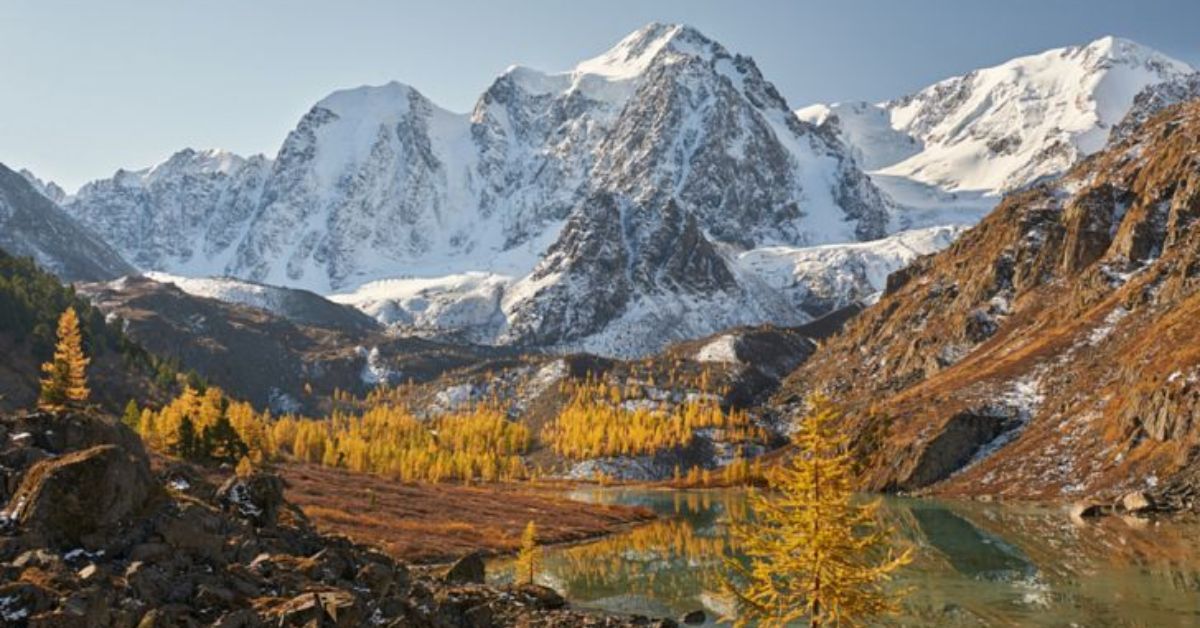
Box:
[0,163,135,283]
[779,100,1200,502]
[64,149,270,275]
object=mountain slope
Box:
[798,36,1196,228]
[0,163,135,282]
[0,250,165,413]
[79,275,519,414]
[779,100,1200,502]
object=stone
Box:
[355,561,394,597]
[13,548,60,570]
[1119,491,1154,514]
[680,609,707,624]
[514,583,566,610]
[9,444,154,548]
[215,473,285,528]
[444,551,487,585]
[302,547,355,582]
[128,542,171,563]
[212,609,263,628]
[195,583,236,609]
[0,582,58,622]
[159,504,226,564]
[124,561,169,606]
[77,563,106,583]
[272,590,363,627]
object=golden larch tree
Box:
[723,393,910,627]
[517,520,542,585]
[38,306,91,409]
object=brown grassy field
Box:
[278,463,655,563]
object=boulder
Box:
[444,551,487,585]
[8,444,154,548]
[514,583,566,610]
[159,504,227,564]
[216,473,286,528]
[2,411,149,463]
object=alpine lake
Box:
[488,487,1200,626]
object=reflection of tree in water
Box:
[531,490,749,606]
[550,517,728,600]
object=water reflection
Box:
[488,488,1200,626]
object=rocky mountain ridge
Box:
[778,99,1200,503]
[0,163,134,283]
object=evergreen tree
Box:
[517,520,542,585]
[173,415,200,460]
[723,394,910,627]
[202,413,249,463]
[38,307,90,409]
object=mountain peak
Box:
[1070,34,1194,75]
[312,80,434,119]
[148,147,247,178]
[572,22,722,81]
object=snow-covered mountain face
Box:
[64,149,271,275]
[60,22,894,356]
[798,36,1197,228]
[0,163,135,282]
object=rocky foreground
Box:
[0,411,677,627]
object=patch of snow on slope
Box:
[734,225,964,313]
[1086,305,1130,345]
[696,335,739,364]
[146,272,291,314]
[357,346,399,386]
[330,272,510,339]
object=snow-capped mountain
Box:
[61,23,894,355]
[65,148,271,275]
[0,163,135,282]
[798,36,1197,226]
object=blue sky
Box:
[2,0,1197,190]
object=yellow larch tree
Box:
[723,393,910,627]
[38,306,90,409]
[517,520,542,585]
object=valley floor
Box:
[279,463,656,563]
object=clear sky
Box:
[2,0,1198,191]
